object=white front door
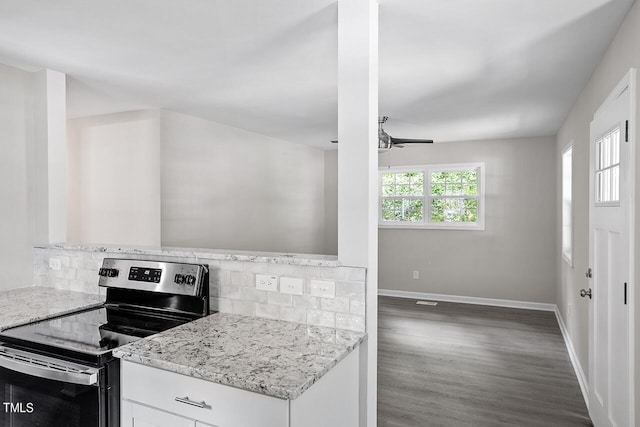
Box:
[587,69,636,427]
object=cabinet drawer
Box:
[121,360,288,427]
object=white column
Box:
[337,1,378,426]
[31,69,67,244]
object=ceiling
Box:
[0,0,635,148]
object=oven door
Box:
[0,345,105,427]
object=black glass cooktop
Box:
[0,306,188,357]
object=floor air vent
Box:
[416,300,438,306]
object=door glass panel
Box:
[595,127,621,204]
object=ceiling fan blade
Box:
[390,137,434,144]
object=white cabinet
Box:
[120,347,359,427]
[120,360,287,427]
[121,400,195,427]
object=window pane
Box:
[396,174,411,185]
[446,183,463,195]
[462,198,477,222]
[431,199,444,222]
[382,173,395,186]
[409,184,423,196]
[382,185,394,196]
[431,172,446,184]
[444,171,461,183]
[407,200,423,222]
[431,183,445,195]
[397,185,411,195]
[461,170,477,184]
[463,184,477,195]
[612,165,620,201]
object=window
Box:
[379,163,485,230]
[562,145,573,265]
[595,127,621,205]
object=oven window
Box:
[1,366,102,427]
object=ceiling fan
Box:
[331,116,434,152]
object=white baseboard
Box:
[554,307,590,409]
[378,288,556,311]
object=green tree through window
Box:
[379,164,484,230]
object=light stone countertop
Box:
[113,313,366,400]
[0,286,104,331]
[39,243,341,267]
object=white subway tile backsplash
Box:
[307,310,336,328]
[219,284,242,299]
[293,295,319,309]
[230,270,254,287]
[267,292,293,306]
[32,246,366,332]
[320,297,350,313]
[231,300,256,317]
[255,303,280,320]
[350,299,366,316]
[335,267,366,282]
[241,287,268,304]
[336,313,365,332]
[335,281,366,301]
[280,306,307,324]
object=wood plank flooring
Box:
[377,296,592,427]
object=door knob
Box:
[580,288,592,299]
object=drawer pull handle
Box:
[175,396,210,409]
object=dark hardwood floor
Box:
[377,296,592,427]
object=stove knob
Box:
[98,268,107,277]
[106,268,119,278]
[185,275,196,286]
[174,274,185,284]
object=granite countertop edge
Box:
[113,345,358,400]
[0,286,105,331]
[37,243,341,267]
[112,314,366,400]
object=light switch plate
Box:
[255,274,278,292]
[49,258,61,271]
[280,277,303,295]
[310,279,335,299]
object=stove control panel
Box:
[98,258,208,296]
[129,267,162,283]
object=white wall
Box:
[67,110,162,246]
[378,136,557,303]
[324,150,338,255]
[160,111,327,254]
[0,64,34,289]
[555,0,640,416]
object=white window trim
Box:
[562,143,573,267]
[378,162,485,231]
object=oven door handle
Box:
[0,347,99,386]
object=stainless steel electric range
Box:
[0,258,210,427]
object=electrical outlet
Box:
[413,270,419,279]
[280,277,303,295]
[49,258,61,271]
[255,274,278,292]
[310,279,335,298]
